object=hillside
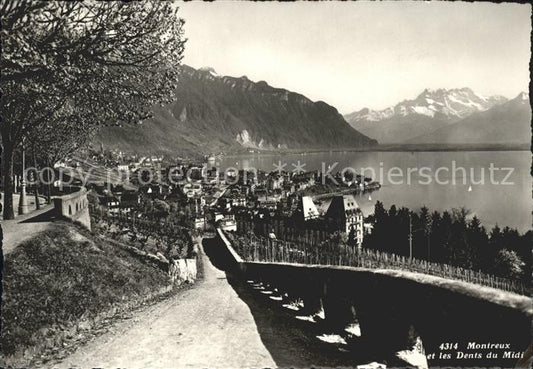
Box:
[1,222,178,366]
[96,66,376,155]
[345,88,507,144]
[409,92,531,145]
[348,114,450,144]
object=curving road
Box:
[55,237,364,369]
[57,239,277,368]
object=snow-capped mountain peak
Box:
[345,88,508,124]
[348,107,395,122]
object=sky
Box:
[177,1,531,114]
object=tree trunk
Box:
[2,134,15,220]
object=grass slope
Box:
[1,222,175,364]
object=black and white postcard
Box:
[1,1,531,368]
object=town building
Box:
[117,163,130,172]
[235,194,364,248]
[324,195,364,245]
[182,183,203,197]
[266,173,284,190]
[99,195,121,213]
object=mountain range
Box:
[96,66,530,154]
[96,65,376,155]
[409,92,531,145]
[344,88,528,144]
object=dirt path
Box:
[2,204,56,255]
[56,241,276,369]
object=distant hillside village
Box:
[53,147,380,249]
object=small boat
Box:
[368,195,372,201]
[468,185,472,192]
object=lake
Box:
[218,150,532,234]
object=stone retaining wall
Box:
[53,187,91,230]
[214,228,532,368]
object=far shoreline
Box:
[220,143,530,158]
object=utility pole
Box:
[18,138,29,215]
[32,143,40,210]
[408,213,413,260]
